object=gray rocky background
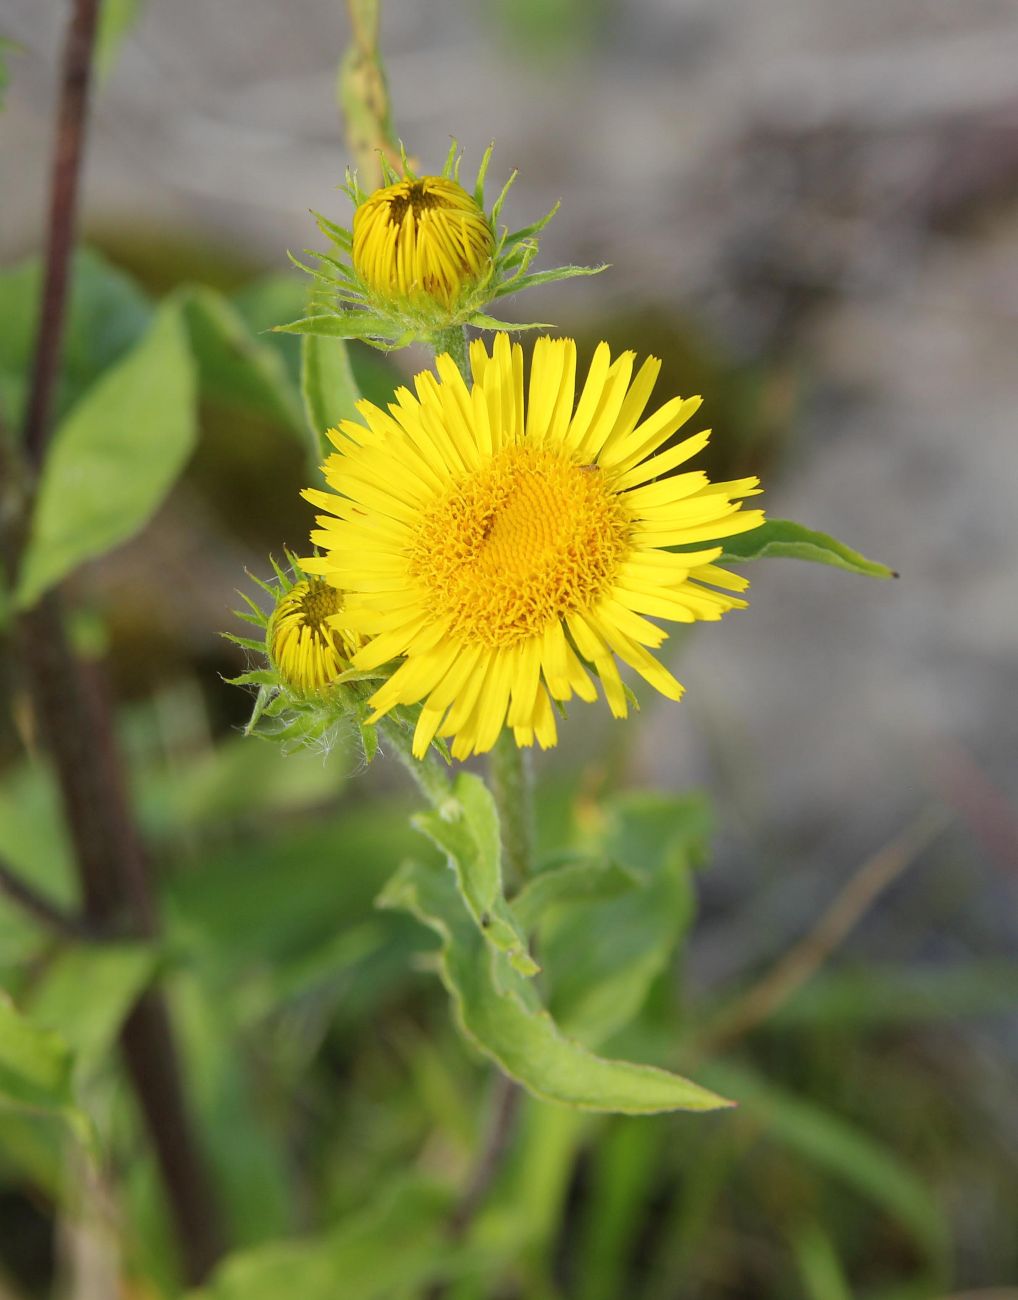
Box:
[3,0,1017,974]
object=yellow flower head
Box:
[302,334,765,760]
[269,577,361,693]
[352,176,495,312]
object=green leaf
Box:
[0,763,77,965]
[538,792,710,1046]
[414,772,538,977]
[511,858,635,933]
[173,975,293,1247]
[16,299,196,606]
[300,332,361,460]
[29,944,156,1081]
[718,519,896,579]
[95,0,144,83]
[791,1222,854,1300]
[275,312,381,338]
[0,995,90,1143]
[493,264,608,297]
[178,286,303,434]
[188,1177,478,1300]
[762,961,1018,1029]
[575,1118,662,1300]
[0,249,152,431]
[701,1062,947,1264]
[378,859,729,1113]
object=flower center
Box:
[386,180,448,225]
[294,578,343,638]
[409,446,631,647]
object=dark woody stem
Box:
[22,0,100,469]
[11,0,225,1283]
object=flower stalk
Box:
[488,731,535,889]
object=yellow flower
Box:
[269,578,361,692]
[352,176,495,312]
[302,334,765,759]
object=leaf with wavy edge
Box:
[414,773,538,978]
[378,859,730,1114]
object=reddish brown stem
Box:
[13,0,226,1283]
[22,0,100,467]
[18,595,225,1283]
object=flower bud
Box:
[269,578,361,693]
[352,176,495,313]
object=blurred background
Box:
[1,1,1016,1297]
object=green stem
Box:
[432,325,471,379]
[488,731,535,889]
[378,717,452,808]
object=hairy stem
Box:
[432,325,471,379]
[488,730,535,889]
[378,717,453,807]
[339,0,402,188]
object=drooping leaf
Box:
[16,299,197,606]
[718,519,895,579]
[414,772,538,977]
[178,286,303,434]
[378,858,729,1114]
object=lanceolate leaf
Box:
[300,332,362,461]
[378,859,730,1114]
[178,286,303,435]
[0,249,152,431]
[16,300,197,607]
[718,519,895,579]
[275,312,382,339]
[414,773,538,977]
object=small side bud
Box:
[269,577,361,694]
